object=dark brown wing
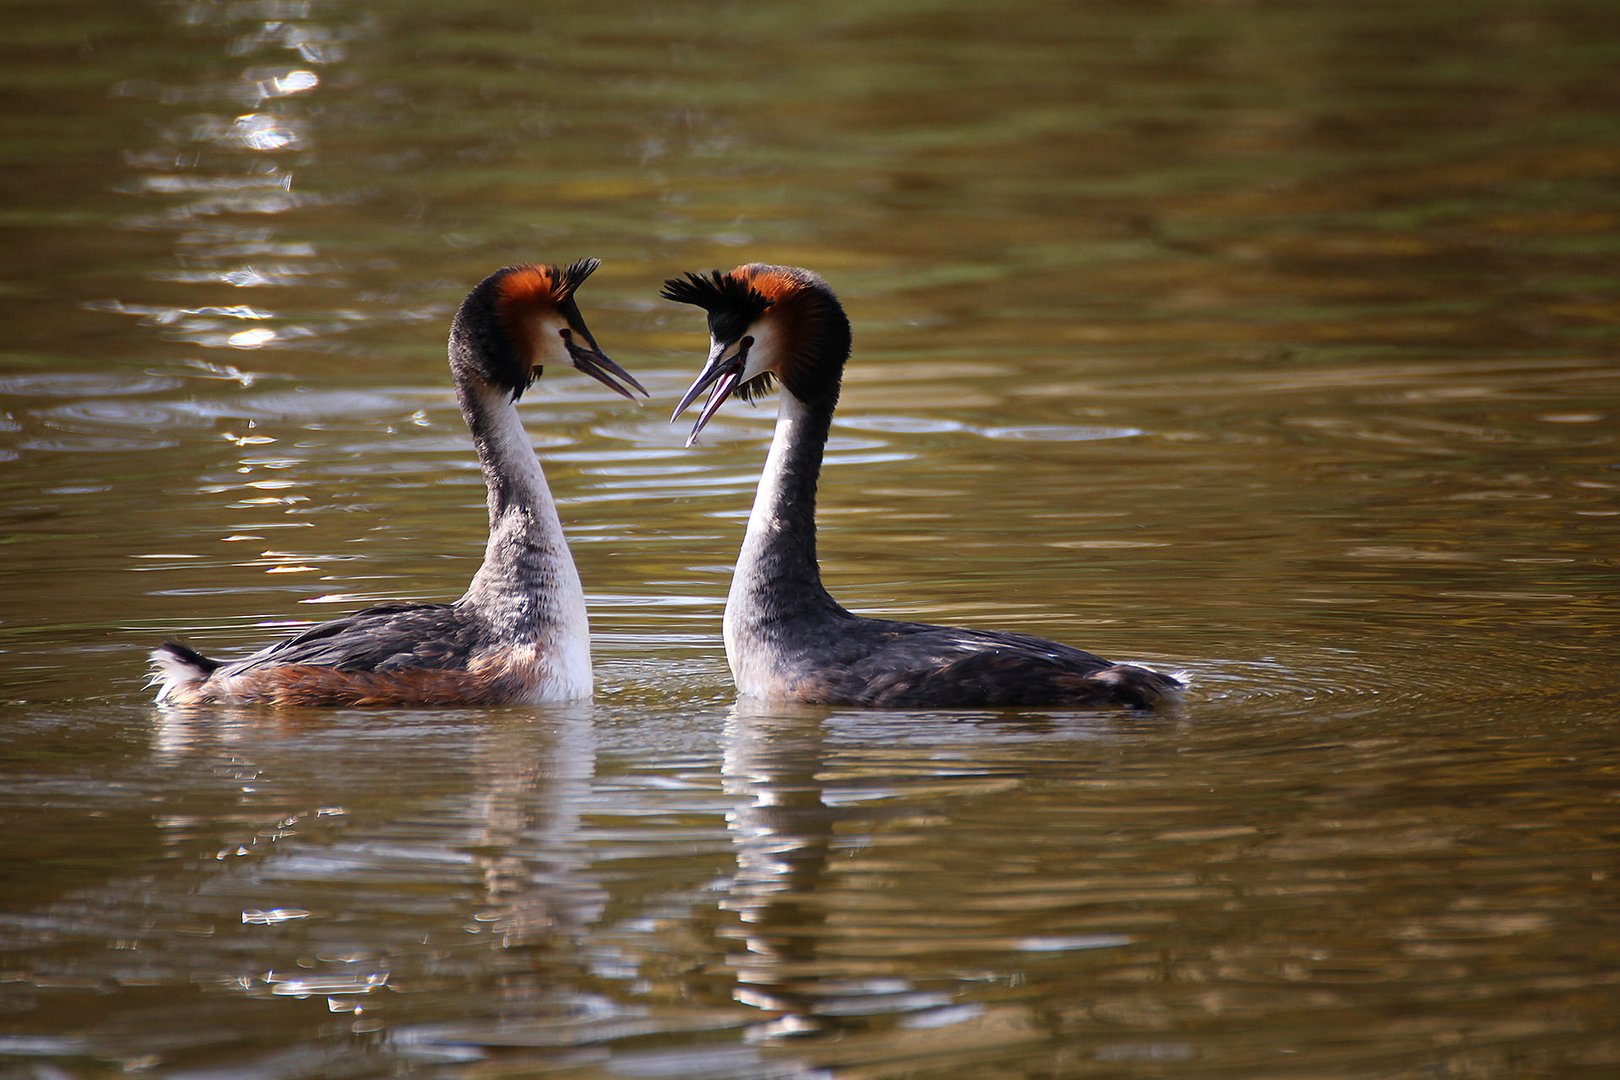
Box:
[793,619,1179,709]
[212,602,479,679]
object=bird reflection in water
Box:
[720,706,972,1041]
[721,707,839,1037]
[146,703,606,1024]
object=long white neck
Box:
[458,381,591,697]
[724,391,843,691]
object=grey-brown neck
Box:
[454,375,591,690]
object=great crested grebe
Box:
[149,259,646,707]
[664,264,1181,709]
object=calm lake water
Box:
[3,0,1619,1076]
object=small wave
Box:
[0,373,182,398]
[838,415,968,435]
[1176,653,1395,710]
[20,435,179,453]
[979,424,1144,442]
[37,401,177,428]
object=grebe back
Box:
[149,259,645,707]
[664,264,1180,709]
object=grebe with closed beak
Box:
[149,259,645,706]
[664,264,1180,709]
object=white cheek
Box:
[740,318,783,380]
[533,316,572,368]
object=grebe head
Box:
[663,263,851,444]
[454,259,645,401]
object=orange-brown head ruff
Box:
[467,259,645,401]
[663,264,851,444]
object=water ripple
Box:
[0,373,182,398]
[1179,652,1402,711]
[25,389,429,433]
[979,423,1144,442]
[18,434,180,453]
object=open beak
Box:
[563,313,646,401]
[671,337,749,446]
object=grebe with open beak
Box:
[665,264,1179,709]
[150,259,645,706]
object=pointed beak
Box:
[562,310,646,401]
[671,337,750,446]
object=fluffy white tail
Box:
[147,641,218,703]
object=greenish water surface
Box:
[2,1,1618,1076]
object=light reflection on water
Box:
[2,0,1619,1075]
[7,697,1601,1076]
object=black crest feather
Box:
[661,271,770,319]
[556,257,600,300]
